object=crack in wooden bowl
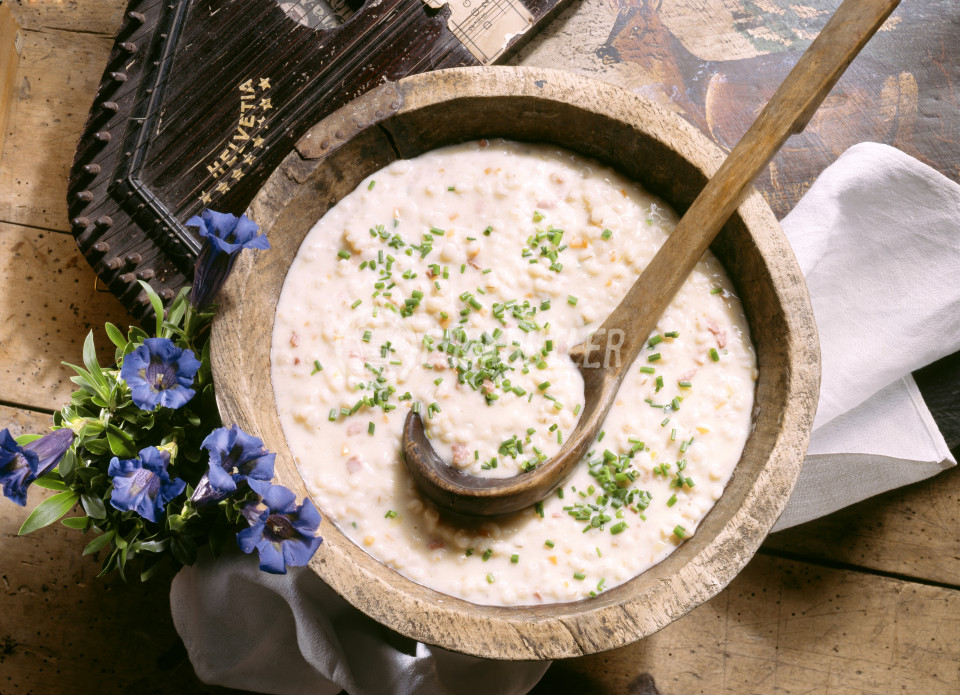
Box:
[211,66,820,659]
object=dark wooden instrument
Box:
[67,0,571,320]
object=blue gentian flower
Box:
[238,479,322,574]
[203,425,275,494]
[189,425,276,507]
[108,447,186,523]
[0,428,74,506]
[186,210,270,310]
[120,338,201,411]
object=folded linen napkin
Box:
[170,142,959,693]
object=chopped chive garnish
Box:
[482,548,493,561]
[368,421,375,435]
[384,509,397,518]
[610,521,627,534]
[673,525,686,538]
[573,571,586,580]
[511,554,519,564]
[538,381,551,391]
[362,330,372,342]
[639,366,656,374]
[337,249,351,260]
[665,331,680,338]
[672,397,681,410]
[535,501,545,518]
[567,295,578,306]
[545,539,555,548]
[655,375,664,391]
[710,287,722,294]
[328,409,337,421]
[601,228,613,239]
[483,226,494,236]
[486,573,495,584]
[368,180,376,190]
[648,353,661,362]
[532,211,544,222]
[311,360,323,375]
[667,494,677,507]
[597,430,605,442]
[465,548,474,556]
[709,348,720,362]
[574,404,582,415]
[678,380,692,388]
[351,299,362,309]
[648,334,663,347]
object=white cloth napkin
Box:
[773,142,959,530]
[170,142,960,692]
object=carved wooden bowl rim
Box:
[212,66,820,660]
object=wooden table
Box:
[0,1,957,693]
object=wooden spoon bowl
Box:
[212,66,820,659]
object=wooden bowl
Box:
[212,66,820,659]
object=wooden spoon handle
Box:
[597,0,901,367]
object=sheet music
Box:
[424,0,534,64]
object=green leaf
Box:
[85,530,115,557]
[140,554,168,582]
[104,322,127,349]
[80,492,108,520]
[139,280,165,337]
[106,425,137,458]
[136,538,169,554]
[83,438,111,456]
[82,331,108,391]
[18,491,80,535]
[58,448,77,479]
[170,533,198,565]
[61,516,91,530]
[32,476,69,491]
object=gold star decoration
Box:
[259,98,273,111]
[259,77,271,90]
[231,169,244,180]
[243,153,255,165]
[199,190,212,204]
[216,181,230,193]
[253,136,265,147]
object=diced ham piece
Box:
[679,368,697,381]
[346,456,363,474]
[705,317,727,348]
[451,443,471,466]
[290,332,300,347]
[428,539,445,551]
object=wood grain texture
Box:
[765,464,960,586]
[5,0,125,34]
[533,553,960,694]
[0,25,115,232]
[213,66,820,659]
[0,222,130,412]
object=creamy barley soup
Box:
[272,140,756,605]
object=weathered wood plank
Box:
[764,464,960,587]
[0,26,114,231]
[4,0,124,35]
[0,221,131,412]
[535,553,960,695]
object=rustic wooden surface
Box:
[0,0,957,692]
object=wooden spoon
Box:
[402,0,900,517]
